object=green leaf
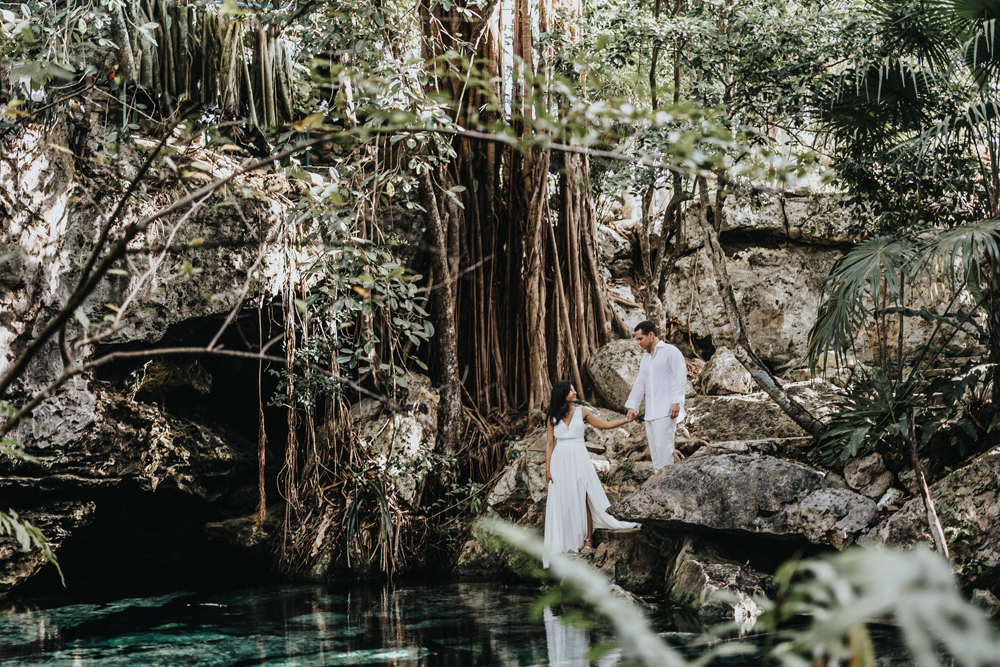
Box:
[73,307,90,332]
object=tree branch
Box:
[0,345,403,440]
[0,134,331,400]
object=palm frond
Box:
[918,218,1000,288]
[889,100,1000,182]
[951,0,1000,22]
[818,61,934,153]
[807,236,916,371]
[961,20,1000,85]
[870,0,966,69]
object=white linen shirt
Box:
[624,340,686,421]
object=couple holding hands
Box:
[542,321,688,568]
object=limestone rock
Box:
[589,339,644,412]
[876,487,905,511]
[843,453,896,499]
[583,407,646,459]
[608,584,657,613]
[609,258,634,279]
[687,437,813,461]
[0,501,95,594]
[205,502,284,561]
[452,526,542,581]
[665,197,975,366]
[971,589,1000,618]
[701,347,756,395]
[607,283,646,333]
[591,528,665,595]
[0,114,293,593]
[721,196,786,235]
[665,536,772,626]
[683,382,831,444]
[2,386,252,504]
[782,197,855,244]
[610,453,879,548]
[860,448,1000,591]
[665,240,840,367]
[844,453,886,489]
[597,224,632,262]
[126,359,212,402]
[350,372,438,506]
[488,409,644,508]
[798,488,880,550]
[897,460,931,495]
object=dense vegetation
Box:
[4,1,1000,661]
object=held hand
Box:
[546,469,553,484]
[626,408,637,422]
[669,403,680,419]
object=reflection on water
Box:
[0,582,917,666]
[543,608,621,667]
[0,583,555,666]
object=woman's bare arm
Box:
[545,419,555,483]
[582,408,628,430]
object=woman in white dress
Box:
[543,381,639,568]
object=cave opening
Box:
[93,306,290,451]
[13,306,303,601]
[13,482,278,602]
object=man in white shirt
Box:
[625,321,686,471]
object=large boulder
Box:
[589,339,644,412]
[665,195,976,366]
[665,536,773,626]
[665,233,840,368]
[860,448,1000,591]
[591,528,667,596]
[610,453,879,548]
[3,385,253,503]
[722,194,855,245]
[843,453,896,500]
[700,347,756,395]
[684,380,840,444]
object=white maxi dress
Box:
[543,408,639,568]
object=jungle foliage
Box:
[3,0,1000,582]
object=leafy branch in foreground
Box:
[482,518,1000,667]
[762,547,1000,667]
[0,511,63,586]
[0,401,62,584]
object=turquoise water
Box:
[0,582,912,666]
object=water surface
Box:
[0,582,914,666]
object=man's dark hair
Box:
[634,321,658,336]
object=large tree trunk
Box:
[419,171,463,453]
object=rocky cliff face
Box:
[0,115,289,594]
[604,191,978,369]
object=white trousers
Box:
[645,416,678,471]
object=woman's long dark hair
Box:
[547,381,574,426]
